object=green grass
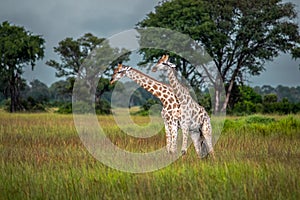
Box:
[0,112,299,199]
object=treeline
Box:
[0,78,159,114]
[227,85,300,115]
[1,78,299,115]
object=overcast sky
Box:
[0,0,299,87]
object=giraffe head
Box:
[110,63,131,84]
[152,55,176,72]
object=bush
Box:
[56,102,72,114]
[245,115,275,124]
[95,99,111,115]
[132,99,161,116]
[56,99,112,115]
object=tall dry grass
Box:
[0,112,299,199]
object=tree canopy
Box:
[46,33,105,78]
[137,0,300,113]
[0,21,45,112]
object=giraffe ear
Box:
[165,55,169,61]
[117,63,123,70]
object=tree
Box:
[0,21,45,112]
[231,85,262,114]
[47,33,130,114]
[263,93,278,104]
[26,79,50,103]
[46,33,130,98]
[46,33,105,78]
[137,0,300,113]
[49,79,74,102]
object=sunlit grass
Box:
[0,111,299,199]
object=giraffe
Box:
[110,63,181,154]
[152,55,215,159]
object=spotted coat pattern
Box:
[110,64,181,154]
[152,55,215,159]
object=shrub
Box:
[56,99,112,115]
[245,115,275,124]
[95,99,111,115]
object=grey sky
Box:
[0,0,299,87]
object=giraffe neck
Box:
[125,68,170,105]
[167,68,189,103]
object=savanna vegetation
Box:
[0,112,299,199]
[1,0,300,199]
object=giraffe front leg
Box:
[181,127,189,155]
[169,121,179,154]
[164,123,172,154]
[162,110,171,153]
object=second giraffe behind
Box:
[152,55,215,159]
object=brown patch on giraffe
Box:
[156,91,161,96]
[169,97,174,103]
[149,87,154,92]
[153,85,158,90]
[165,115,170,121]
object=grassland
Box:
[0,111,299,199]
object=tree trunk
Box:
[211,73,225,114]
[214,88,220,114]
[220,63,242,112]
[221,78,234,112]
[9,71,21,113]
[9,80,16,113]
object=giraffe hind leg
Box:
[190,131,203,158]
[200,135,208,158]
[201,124,215,159]
[180,127,189,155]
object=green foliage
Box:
[244,115,275,124]
[133,99,161,116]
[46,33,130,81]
[141,99,159,111]
[255,85,300,103]
[263,94,278,104]
[0,21,45,112]
[49,78,73,102]
[138,0,300,112]
[26,79,50,103]
[46,33,105,78]
[56,99,111,115]
[55,102,72,114]
[228,85,300,115]
[229,85,263,115]
[95,99,112,115]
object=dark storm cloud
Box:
[0,0,159,85]
[0,0,299,86]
